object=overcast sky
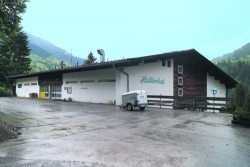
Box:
[21,0,250,61]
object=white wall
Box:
[207,73,227,112]
[126,59,174,96]
[62,69,116,104]
[14,59,174,105]
[16,77,39,97]
[115,70,127,105]
[113,60,173,107]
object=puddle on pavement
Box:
[44,109,62,112]
[0,117,23,142]
[0,111,35,128]
[52,127,70,131]
[0,111,23,126]
[45,110,55,112]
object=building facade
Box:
[10,49,237,107]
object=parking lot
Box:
[0,97,250,167]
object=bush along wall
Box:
[230,84,250,125]
[0,86,11,97]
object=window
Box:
[178,77,183,85]
[162,60,166,66]
[81,80,95,84]
[67,87,72,94]
[66,81,78,84]
[178,88,183,96]
[31,83,37,86]
[40,86,49,92]
[167,60,171,67]
[24,83,30,86]
[55,86,61,92]
[99,79,115,83]
[18,84,22,88]
[178,65,183,74]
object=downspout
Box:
[113,64,129,92]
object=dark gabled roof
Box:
[7,49,237,88]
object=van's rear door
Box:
[137,92,147,104]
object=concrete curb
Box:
[231,120,250,127]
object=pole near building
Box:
[211,88,217,113]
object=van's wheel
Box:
[139,107,145,111]
[127,104,133,111]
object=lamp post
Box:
[211,88,217,113]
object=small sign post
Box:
[160,93,162,109]
[211,88,217,113]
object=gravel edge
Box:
[0,119,22,142]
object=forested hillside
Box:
[212,41,250,94]
[29,54,71,72]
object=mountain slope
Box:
[28,42,52,58]
[212,42,250,62]
[26,32,83,65]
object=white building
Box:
[8,49,237,108]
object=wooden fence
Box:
[147,95,231,111]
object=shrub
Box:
[234,107,250,121]
[0,86,10,97]
[227,99,236,112]
[220,105,226,111]
[232,86,250,121]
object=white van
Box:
[121,90,148,111]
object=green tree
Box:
[0,42,10,82]
[216,59,250,94]
[229,83,246,113]
[13,27,31,74]
[244,90,250,112]
[235,83,246,107]
[84,52,97,64]
[0,0,29,40]
[0,0,29,86]
[0,27,31,76]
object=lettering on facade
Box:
[140,76,165,84]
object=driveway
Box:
[0,97,250,167]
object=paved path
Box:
[0,97,250,167]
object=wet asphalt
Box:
[0,97,250,167]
